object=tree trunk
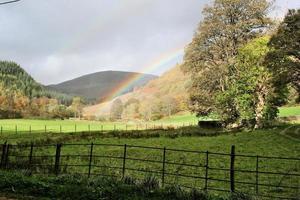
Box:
[255,87,266,129]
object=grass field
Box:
[0,106,299,135]
[2,125,300,198]
[278,105,300,117]
[0,107,299,198]
[0,115,198,135]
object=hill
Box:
[0,61,73,104]
[48,71,158,102]
[83,65,191,119]
[0,61,43,97]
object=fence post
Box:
[4,144,10,169]
[15,125,17,134]
[230,145,235,193]
[88,143,94,178]
[162,147,166,187]
[28,143,34,174]
[204,151,209,191]
[256,156,259,194]
[122,144,127,179]
[29,125,31,134]
[54,144,62,175]
[0,126,2,135]
[0,142,7,168]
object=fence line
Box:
[0,142,299,199]
[0,122,198,136]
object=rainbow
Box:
[101,47,184,102]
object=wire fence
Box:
[0,142,299,199]
[0,122,198,135]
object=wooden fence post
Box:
[15,125,17,134]
[29,125,31,134]
[28,143,34,174]
[54,144,62,175]
[230,145,235,193]
[0,142,7,168]
[256,156,259,194]
[0,126,2,135]
[162,147,166,187]
[122,144,127,179]
[88,143,94,178]
[4,144,10,169]
[204,151,209,191]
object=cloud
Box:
[0,0,298,84]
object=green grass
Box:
[278,105,300,117]
[0,171,253,200]
[2,125,300,198]
[0,117,197,135]
[0,106,299,135]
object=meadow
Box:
[2,125,300,199]
[0,106,299,199]
[0,105,299,135]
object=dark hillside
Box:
[48,71,158,102]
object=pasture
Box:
[0,105,299,135]
[0,106,299,198]
[1,125,300,199]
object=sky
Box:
[0,0,299,85]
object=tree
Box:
[217,36,282,128]
[122,98,140,120]
[183,0,272,117]
[110,99,123,121]
[266,9,300,102]
[139,97,164,121]
[70,97,84,119]
[161,96,178,117]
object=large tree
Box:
[183,0,273,116]
[266,9,300,102]
[217,36,282,128]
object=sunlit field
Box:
[0,113,198,135]
[0,106,299,135]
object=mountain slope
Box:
[83,65,191,118]
[48,71,158,102]
[0,61,73,105]
[0,61,43,97]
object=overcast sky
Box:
[0,0,299,84]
